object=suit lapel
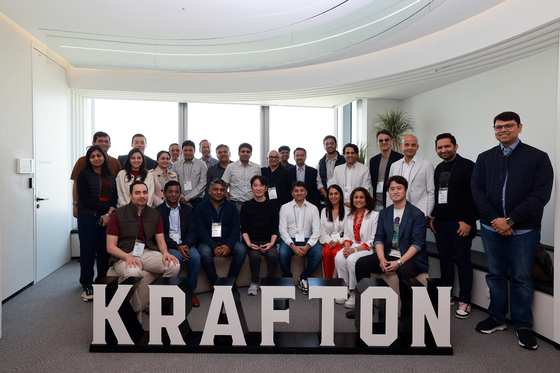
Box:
[398,203,411,240]
[408,158,422,183]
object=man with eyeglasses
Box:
[168,143,181,168]
[369,129,404,212]
[206,144,233,198]
[318,135,346,200]
[388,134,435,218]
[222,143,262,213]
[471,111,553,350]
[261,150,294,210]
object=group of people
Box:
[71,111,553,351]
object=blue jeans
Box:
[278,238,322,279]
[433,218,474,304]
[168,247,201,291]
[481,226,539,330]
[78,211,110,289]
[198,241,247,285]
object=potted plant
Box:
[371,108,415,152]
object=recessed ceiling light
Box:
[180,8,186,11]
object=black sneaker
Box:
[297,278,308,295]
[516,329,538,350]
[81,287,93,302]
[475,317,507,334]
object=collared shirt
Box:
[166,202,182,244]
[279,199,321,246]
[324,153,340,186]
[172,157,207,201]
[221,160,261,202]
[296,165,306,182]
[200,156,219,169]
[332,161,372,199]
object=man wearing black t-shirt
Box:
[241,175,280,296]
[429,133,477,319]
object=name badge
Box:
[295,229,305,242]
[438,188,448,204]
[132,241,145,257]
[376,181,384,193]
[268,187,278,200]
[331,233,341,241]
[184,180,193,191]
[212,223,222,237]
[343,186,351,203]
[169,231,181,244]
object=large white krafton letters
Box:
[90,276,452,354]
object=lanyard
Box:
[208,201,225,223]
[439,155,460,187]
[268,167,279,187]
[182,161,194,180]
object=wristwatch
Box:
[506,217,514,226]
[397,260,402,267]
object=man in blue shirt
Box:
[472,111,553,350]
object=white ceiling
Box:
[1,0,503,73]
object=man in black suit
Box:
[369,129,404,211]
[118,133,157,170]
[290,147,322,210]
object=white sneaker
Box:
[335,298,346,304]
[248,282,260,296]
[345,292,356,309]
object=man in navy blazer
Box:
[290,147,322,210]
[354,175,429,320]
[155,180,201,306]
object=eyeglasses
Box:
[268,156,280,159]
[324,141,336,146]
[377,138,391,143]
[493,123,517,131]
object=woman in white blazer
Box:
[334,187,379,309]
[150,150,178,207]
[116,148,155,207]
[319,185,347,278]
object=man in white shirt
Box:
[388,134,435,217]
[222,143,261,213]
[332,143,372,206]
[278,181,322,295]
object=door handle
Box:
[36,197,49,201]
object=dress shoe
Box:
[192,294,200,307]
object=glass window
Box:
[269,106,336,168]
[188,103,261,165]
[92,99,178,161]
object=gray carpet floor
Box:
[0,260,558,372]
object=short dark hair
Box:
[493,111,520,125]
[291,180,307,192]
[251,175,268,187]
[435,133,457,147]
[342,143,359,154]
[93,131,110,142]
[163,180,181,192]
[323,135,337,145]
[182,140,196,150]
[129,180,148,194]
[209,178,227,189]
[239,143,252,152]
[293,147,306,156]
[387,175,408,190]
[131,134,146,144]
[199,139,210,147]
[376,129,392,140]
[169,143,179,150]
[216,144,230,153]
[278,145,290,153]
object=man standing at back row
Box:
[118,134,157,170]
[222,143,261,213]
[318,135,346,201]
[369,129,404,211]
[471,111,553,350]
[430,133,477,319]
[388,134,434,218]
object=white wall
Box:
[401,48,559,246]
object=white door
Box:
[32,48,71,281]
